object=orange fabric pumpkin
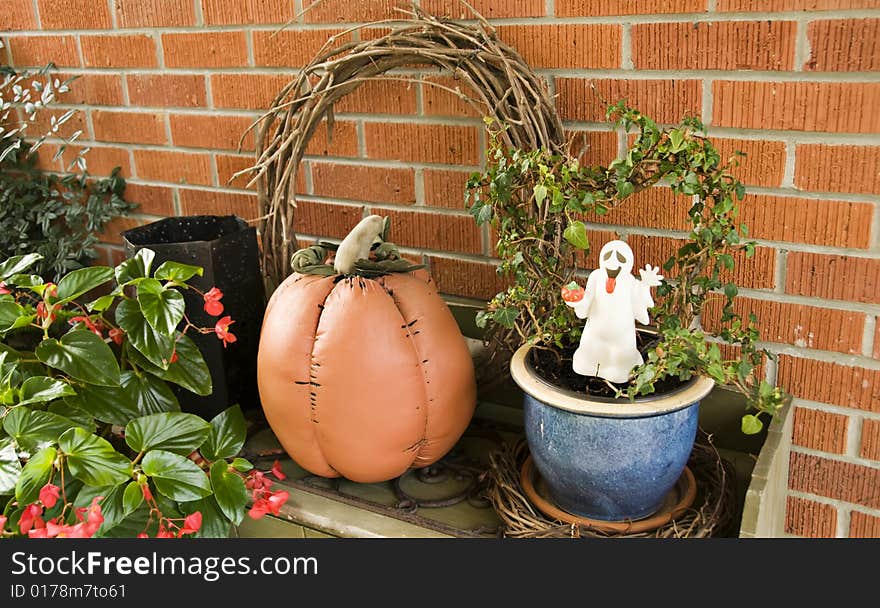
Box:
[257,269,477,483]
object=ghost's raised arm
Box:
[567,271,599,319]
[632,264,663,325]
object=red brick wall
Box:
[3,0,879,537]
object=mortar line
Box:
[790,445,880,470]
[194,0,204,27]
[774,249,787,294]
[862,316,877,358]
[621,23,633,70]
[701,78,713,125]
[781,141,797,187]
[846,414,864,459]
[794,19,810,72]
[107,0,117,29]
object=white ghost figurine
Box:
[565,240,663,384]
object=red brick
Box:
[114,0,196,27]
[786,253,880,305]
[557,78,701,124]
[294,201,365,239]
[81,35,157,68]
[740,194,873,249]
[202,0,295,25]
[211,74,291,110]
[100,217,144,245]
[712,138,786,188]
[28,108,87,140]
[424,169,473,210]
[792,407,850,453]
[850,511,880,538]
[633,21,795,71]
[55,73,124,106]
[216,154,258,190]
[861,419,880,461]
[162,32,248,68]
[785,496,837,538]
[253,29,350,68]
[706,297,864,354]
[304,121,359,158]
[170,114,256,151]
[123,183,175,216]
[0,0,37,30]
[376,209,482,255]
[588,188,691,231]
[497,24,621,69]
[311,162,415,205]
[364,123,479,165]
[420,0,545,19]
[179,189,259,219]
[778,355,880,412]
[718,0,875,10]
[336,80,419,116]
[557,0,706,15]
[569,130,619,167]
[93,110,166,145]
[428,256,509,300]
[807,19,880,72]
[37,0,111,29]
[7,36,79,67]
[712,81,880,133]
[301,0,410,22]
[794,144,880,195]
[58,145,131,177]
[133,150,213,185]
[789,451,880,508]
[127,74,207,108]
[422,76,485,119]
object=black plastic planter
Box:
[122,215,265,418]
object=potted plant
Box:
[466,103,788,522]
[0,251,286,538]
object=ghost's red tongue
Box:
[605,277,616,293]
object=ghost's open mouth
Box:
[606,267,621,279]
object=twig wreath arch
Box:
[243,6,565,288]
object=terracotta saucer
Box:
[520,455,697,534]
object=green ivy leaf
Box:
[17,376,75,406]
[116,299,175,369]
[0,437,21,495]
[56,266,114,303]
[15,446,56,504]
[0,253,43,281]
[154,261,203,283]
[141,449,212,502]
[563,221,590,250]
[137,278,185,337]
[200,405,246,461]
[533,184,547,205]
[210,460,247,525]
[125,412,210,455]
[493,307,519,329]
[59,428,132,487]
[36,330,121,387]
[115,249,155,285]
[741,414,763,435]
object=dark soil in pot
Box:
[528,330,687,399]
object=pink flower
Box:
[203,287,224,316]
[19,504,44,534]
[179,512,202,537]
[0,282,10,295]
[109,327,125,345]
[214,316,237,348]
[39,483,61,509]
[270,460,286,481]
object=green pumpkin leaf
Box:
[56,266,114,303]
[0,253,42,281]
[0,437,21,495]
[36,330,121,387]
[210,460,247,525]
[154,261,203,283]
[563,221,590,250]
[125,412,210,455]
[115,249,155,285]
[137,278,185,337]
[17,376,75,406]
[200,405,246,461]
[116,299,175,369]
[141,449,212,502]
[59,428,132,487]
[15,446,56,504]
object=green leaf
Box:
[210,460,247,525]
[125,412,210,455]
[141,449,212,502]
[476,203,493,225]
[15,446,56,504]
[0,437,21,495]
[56,266,114,303]
[617,180,635,198]
[123,372,180,416]
[533,184,547,205]
[122,481,144,516]
[116,299,175,369]
[65,374,140,426]
[563,221,590,250]
[18,376,75,405]
[180,496,231,539]
[74,483,127,536]
[0,254,42,281]
[59,428,132,487]
[130,334,212,396]
[137,278,185,337]
[87,293,117,312]
[230,458,253,473]
[493,307,519,329]
[154,261,203,282]
[3,408,85,451]
[115,249,155,285]
[36,330,121,387]
[668,129,686,152]
[741,414,763,435]
[724,283,738,300]
[48,401,96,433]
[0,301,29,333]
[200,405,246,461]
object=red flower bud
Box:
[39,483,61,510]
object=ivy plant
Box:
[466,102,788,433]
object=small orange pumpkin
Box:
[257,221,477,483]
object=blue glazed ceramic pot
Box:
[510,345,715,522]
